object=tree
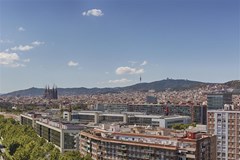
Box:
[60,151,82,160]
[172,123,197,130]
[9,142,20,155]
[0,117,92,160]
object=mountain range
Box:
[1,79,240,97]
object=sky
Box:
[0,0,239,93]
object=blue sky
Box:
[0,0,239,93]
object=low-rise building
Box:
[95,104,207,124]
[63,111,191,128]
[20,112,85,152]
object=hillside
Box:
[121,79,207,91]
[1,79,237,97]
[225,80,240,89]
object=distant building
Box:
[63,111,191,128]
[146,96,158,104]
[80,124,216,160]
[43,85,58,99]
[95,104,207,124]
[207,92,232,110]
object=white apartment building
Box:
[208,105,240,160]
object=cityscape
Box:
[0,0,239,160]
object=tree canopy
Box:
[0,115,91,160]
[171,123,197,130]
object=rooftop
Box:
[80,124,213,150]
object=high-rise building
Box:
[207,92,232,110]
[207,106,240,160]
[80,124,216,160]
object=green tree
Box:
[9,142,20,155]
[60,151,82,160]
[0,117,92,160]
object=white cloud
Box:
[68,60,79,67]
[109,78,132,84]
[11,45,33,51]
[0,52,24,67]
[0,39,12,43]
[10,63,25,67]
[0,52,19,65]
[23,58,30,62]
[10,41,44,52]
[31,41,45,46]
[116,66,144,75]
[82,9,104,16]
[18,27,25,32]
[140,60,147,66]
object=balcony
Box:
[186,154,196,159]
[145,150,154,154]
[186,147,196,152]
[142,155,150,159]
[82,147,87,152]
[228,150,235,153]
[117,152,127,156]
[92,146,98,150]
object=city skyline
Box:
[0,0,239,93]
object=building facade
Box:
[63,111,191,128]
[208,108,240,160]
[80,125,216,160]
[20,113,85,152]
[20,112,41,128]
[207,92,232,110]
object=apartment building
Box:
[207,105,240,160]
[80,124,216,160]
